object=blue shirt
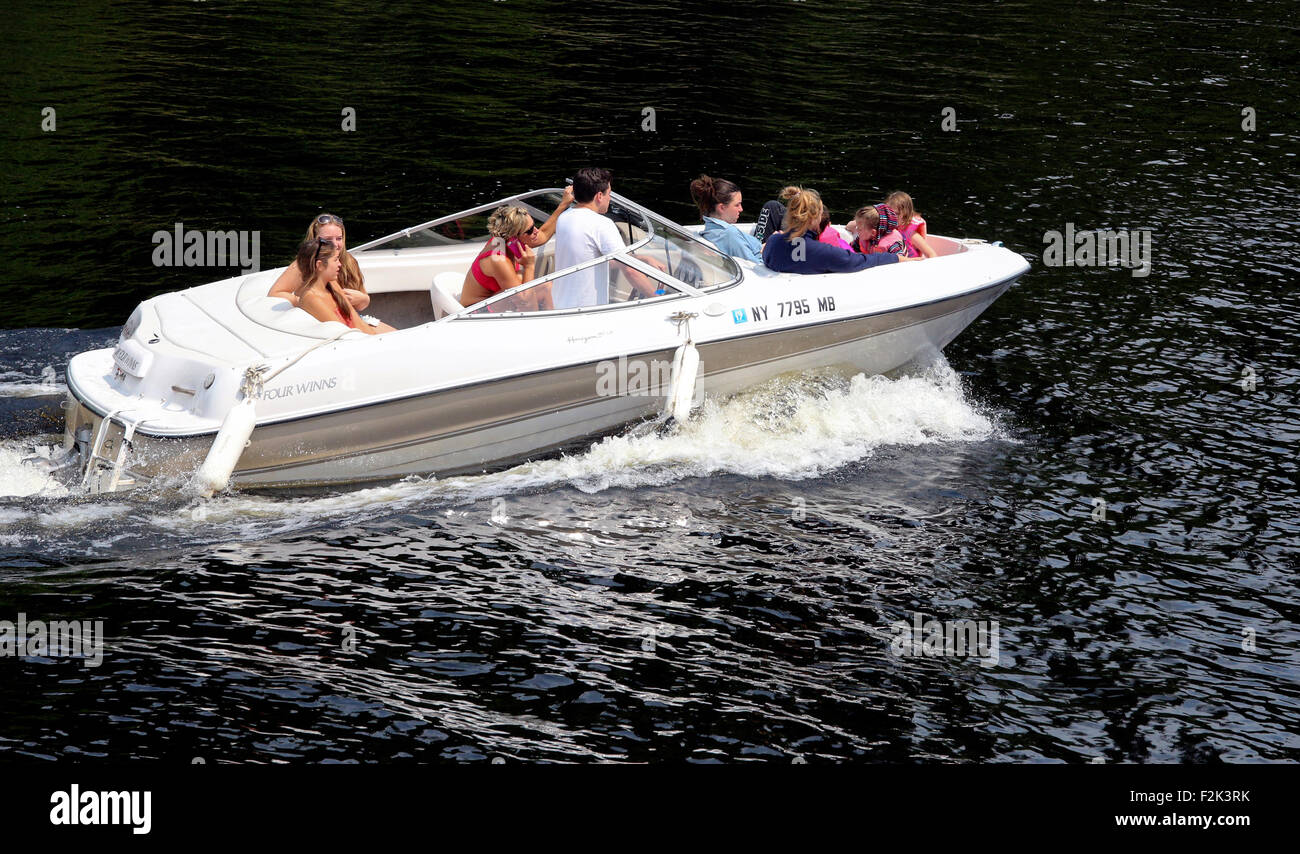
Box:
[701,216,762,262]
[762,230,899,274]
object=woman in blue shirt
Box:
[689,175,763,262]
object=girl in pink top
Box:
[885,191,938,259]
[816,210,853,251]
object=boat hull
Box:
[64,276,1012,491]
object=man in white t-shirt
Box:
[552,168,658,309]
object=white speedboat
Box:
[58,189,1028,493]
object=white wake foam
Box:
[163,358,1000,526]
[0,440,72,499]
[0,382,65,398]
[539,360,998,492]
[0,359,1003,543]
[0,368,65,399]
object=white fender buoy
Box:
[193,395,257,496]
[664,341,700,423]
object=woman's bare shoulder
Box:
[297,287,335,316]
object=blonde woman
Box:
[761,187,909,274]
[461,187,573,310]
[753,185,851,249]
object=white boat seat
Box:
[233,269,364,342]
[431,271,465,319]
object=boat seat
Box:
[233,270,366,341]
[431,272,465,319]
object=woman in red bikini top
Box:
[459,187,574,311]
[291,238,383,335]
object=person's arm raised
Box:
[530,185,575,247]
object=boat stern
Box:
[62,297,246,493]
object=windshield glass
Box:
[466,263,692,315]
[354,190,570,252]
[605,195,741,291]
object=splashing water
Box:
[0,438,72,499]
[0,358,1006,556]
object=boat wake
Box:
[0,378,65,399]
[535,358,1001,491]
[0,358,1007,558]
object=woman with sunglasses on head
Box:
[460,186,573,311]
[270,214,397,332]
[291,238,384,334]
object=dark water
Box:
[1,0,1297,762]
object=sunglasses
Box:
[313,236,335,263]
[316,214,344,225]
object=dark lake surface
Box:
[0,0,1297,762]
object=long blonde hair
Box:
[305,214,364,293]
[487,205,531,247]
[780,186,824,241]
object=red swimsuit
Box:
[333,304,356,328]
[325,286,356,328]
[470,243,522,292]
[469,242,522,312]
